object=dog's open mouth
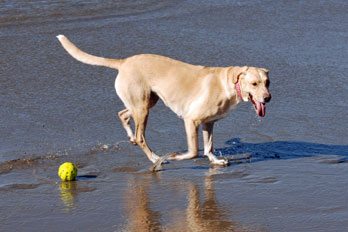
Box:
[250,94,266,117]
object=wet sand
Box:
[1,1,348,231]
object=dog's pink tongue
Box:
[255,100,266,117]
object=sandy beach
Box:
[1,1,348,231]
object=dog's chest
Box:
[206,99,239,122]
[186,96,240,122]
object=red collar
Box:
[235,83,243,100]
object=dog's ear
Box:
[228,66,248,84]
[261,68,269,74]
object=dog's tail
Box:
[56,35,122,69]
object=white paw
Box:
[128,136,137,145]
[168,152,197,161]
[205,153,229,166]
[211,158,229,166]
[151,153,171,172]
[150,152,160,163]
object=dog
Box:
[57,35,271,166]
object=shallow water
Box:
[1,0,348,231]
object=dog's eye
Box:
[252,82,257,86]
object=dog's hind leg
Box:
[133,108,159,163]
[118,109,136,145]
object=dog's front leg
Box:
[169,119,199,160]
[202,122,228,166]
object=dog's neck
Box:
[235,83,243,100]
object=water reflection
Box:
[122,174,162,231]
[121,169,245,231]
[184,169,240,231]
[59,181,78,213]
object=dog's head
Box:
[229,66,271,117]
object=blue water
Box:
[1,1,348,231]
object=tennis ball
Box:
[58,162,78,181]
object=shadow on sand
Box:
[217,138,348,165]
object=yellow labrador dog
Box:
[57,35,271,166]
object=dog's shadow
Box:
[217,138,348,165]
[152,138,348,171]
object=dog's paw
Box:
[211,158,229,166]
[168,152,198,161]
[151,154,171,172]
[205,153,229,166]
[128,136,137,146]
[168,153,181,160]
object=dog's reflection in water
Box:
[122,169,247,232]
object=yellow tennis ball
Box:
[58,162,78,181]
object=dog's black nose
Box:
[264,93,271,103]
